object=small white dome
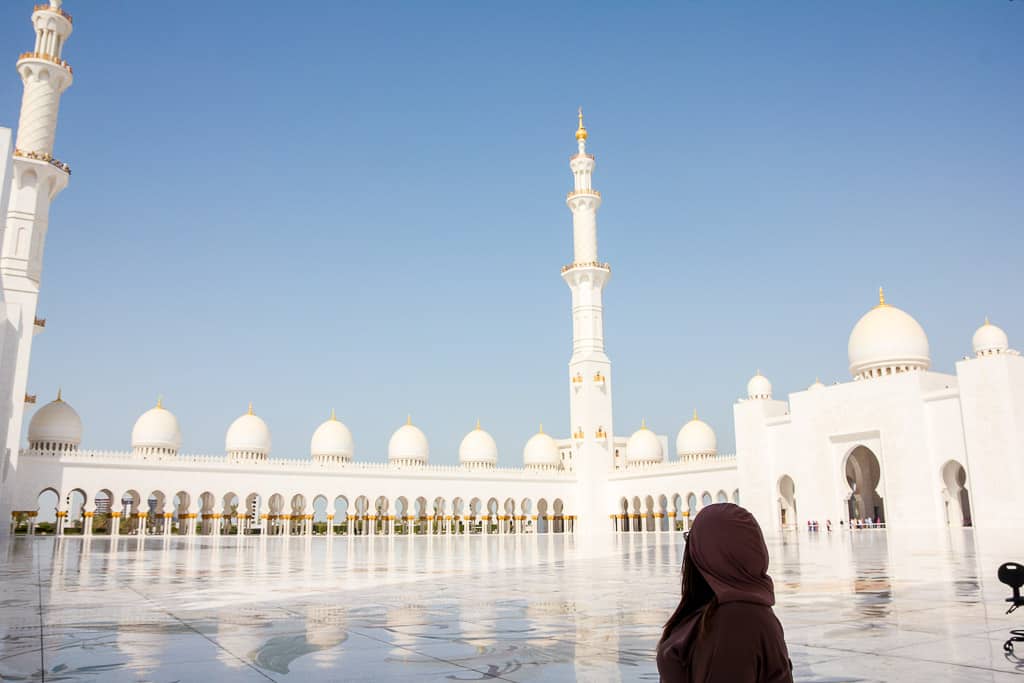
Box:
[27,390,82,449]
[747,371,772,400]
[626,422,663,465]
[523,427,560,469]
[675,411,717,458]
[848,288,930,379]
[458,421,498,467]
[973,318,1009,357]
[131,399,181,454]
[808,377,825,391]
[225,404,271,458]
[311,410,354,461]
[388,418,428,464]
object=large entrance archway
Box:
[777,475,796,530]
[941,460,972,527]
[845,446,885,525]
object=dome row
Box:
[623,412,720,466]
[26,398,564,470]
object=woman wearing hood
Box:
[657,503,793,682]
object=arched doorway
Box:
[845,446,885,525]
[941,460,972,527]
[777,475,796,529]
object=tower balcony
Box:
[13,149,71,174]
[34,4,73,23]
[566,189,601,200]
[17,52,73,75]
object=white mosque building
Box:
[1,2,1021,541]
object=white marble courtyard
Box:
[0,530,1022,682]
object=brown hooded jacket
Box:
[656,504,793,683]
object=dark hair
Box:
[660,542,718,644]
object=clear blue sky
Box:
[2,1,1021,463]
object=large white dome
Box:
[676,410,717,458]
[27,390,81,450]
[225,404,271,459]
[747,371,772,400]
[848,288,930,379]
[626,422,663,465]
[311,410,354,462]
[458,422,498,467]
[973,318,1009,357]
[388,418,428,464]
[131,399,181,455]
[523,427,560,469]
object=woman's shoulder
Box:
[713,602,784,633]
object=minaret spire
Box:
[561,110,613,534]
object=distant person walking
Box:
[657,503,793,682]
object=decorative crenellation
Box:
[34,4,73,23]
[561,261,611,274]
[13,148,70,174]
[17,448,577,478]
[566,189,601,199]
[608,453,737,477]
[17,52,72,74]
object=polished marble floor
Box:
[1,529,1022,682]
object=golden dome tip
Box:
[575,107,588,141]
[247,401,254,416]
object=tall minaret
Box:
[0,1,74,506]
[562,109,613,534]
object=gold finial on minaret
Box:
[56,387,62,402]
[157,395,163,409]
[984,316,990,326]
[406,414,412,426]
[692,408,698,421]
[641,417,647,429]
[330,407,336,421]
[475,418,481,430]
[878,287,887,307]
[539,422,544,434]
[247,402,254,416]
[575,107,588,141]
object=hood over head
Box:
[687,503,775,606]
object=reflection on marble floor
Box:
[1,530,1023,681]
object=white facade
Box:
[737,294,1024,534]
[3,2,1020,542]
